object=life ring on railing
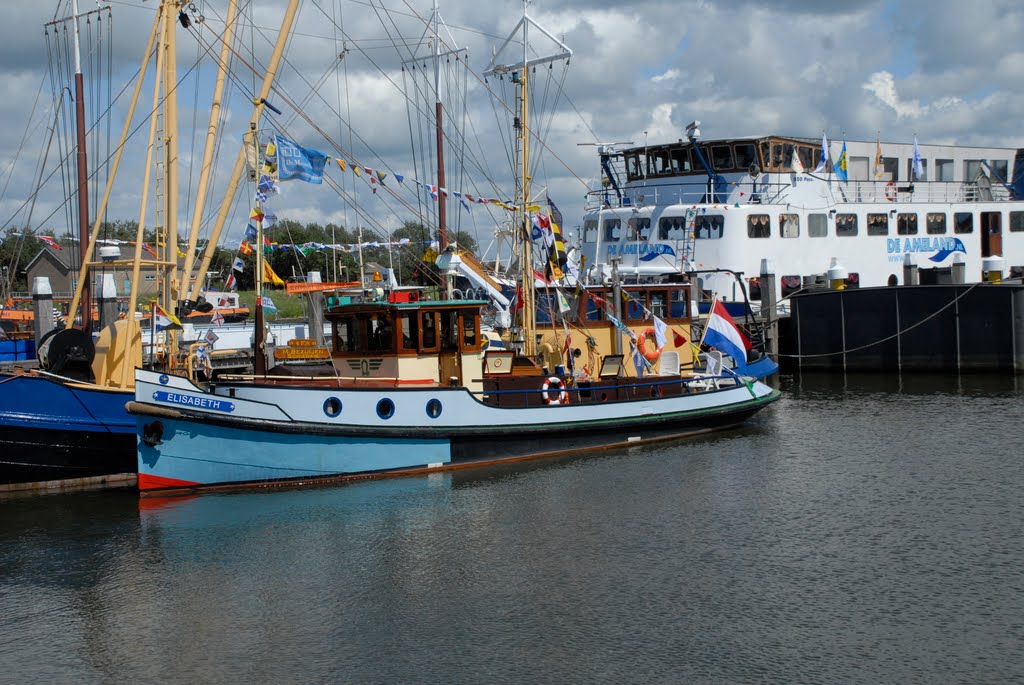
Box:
[636,327,661,361]
[884,181,897,202]
[540,376,569,405]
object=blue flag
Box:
[813,132,829,172]
[274,135,327,184]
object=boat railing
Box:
[478,374,740,399]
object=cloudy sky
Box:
[2,0,1023,253]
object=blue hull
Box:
[0,373,136,487]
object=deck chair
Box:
[658,350,680,376]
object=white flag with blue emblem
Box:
[813,131,829,173]
[274,135,328,184]
[913,135,924,180]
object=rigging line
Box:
[105,7,113,228]
[183,0,205,237]
[776,283,984,359]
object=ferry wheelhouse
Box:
[578,131,1024,304]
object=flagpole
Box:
[150,301,156,370]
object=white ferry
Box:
[576,124,1024,304]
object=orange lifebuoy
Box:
[884,181,897,202]
[636,327,661,361]
[540,376,569,405]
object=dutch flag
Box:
[703,299,751,365]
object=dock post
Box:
[98,273,119,329]
[306,271,326,346]
[31,277,54,343]
[902,253,919,285]
[952,253,966,284]
[759,259,778,360]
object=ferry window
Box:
[907,158,927,181]
[440,311,459,351]
[734,144,757,170]
[799,146,815,170]
[747,277,761,301]
[897,213,918,235]
[779,213,799,238]
[604,219,622,241]
[626,154,643,179]
[583,219,598,242]
[760,141,771,168]
[935,159,954,182]
[460,312,479,350]
[926,213,947,235]
[694,214,724,239]
[954,212,974,234]
[867,213,889,236]
[399,312,418,351]
[650,150,672,175]
[711,145,734,170]
[964,159,985,181]
[659,216,688,240]
[669,289,688,319]
[991,160,1009,181]
[624,294,646,321]
[650,291,667,319]
[1010,212,1024,232]
[747,214,770,239]
[835,214,858,237]
[808,213,828,237]
[880,157,898,181]
[845,273,860,289]
[420,311,438,350]
[671,148,692,172]
[629,217,652,240]
[781,275,802,297]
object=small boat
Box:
[129,290,779,495]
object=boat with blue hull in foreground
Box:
[128,292,779,496]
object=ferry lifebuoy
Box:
[540,376,569,405]
[636,327,661,361]
[885,181,897,202]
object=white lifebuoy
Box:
[885,181,897,202]
[540,376,569,405]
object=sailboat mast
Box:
[518,2,536,356]
[71,0,91,333]
[433,0,448,251]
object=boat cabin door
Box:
[981,211,1002,258]
[438,309,462,385]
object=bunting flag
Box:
[38,235,62,250]
[140,242,157,258]
[263,211,277,227]
[244,224,258,241]
[154,304,182,331]
[274,135,327,184]
[394,173,404,184]
[238,240,253,257]
[653,315,668,350]
[260,295,278,314]
[547,196,563,227]
[353,165,362,178]
[673,329,687,347]
[232,257,245,272]
[335,158,347,173]
[250,207,264,223]
[263,260,285,287]
[224,273,237,291]
[210,310,225,327]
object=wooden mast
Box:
[70,0,92,332]
[433,0,448,251]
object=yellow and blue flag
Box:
[833,137,848,182]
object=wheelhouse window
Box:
[669,289,688,319]
[964,160,985,181]
[897,213,918,236]
[671,147,693,172]
[779,213,799,238]
[583,219,598,242]
[367,314,395,353]
[747,214,770,238]
[334,316,360,353]
[935,159,954,181]
[625,154,645,179]
[835,214,858,237]
[624,293,647,321]
[649,150,672,175]
[798,146,815,171]
[604,219,622,241]
[694,214,724,239]
[867,213,889,236]
[460,311,479,351]
[711,145,734,170]
[926,213,947,235]
[420,311,438,351]
[808,213,828,237]
[954,212,974,234]
[650,291,667,319]
[439,310,459,351]
[584,296,606,322]
[1010,211,1024,232]
[659,216,688,240]
[399,312,418,351]
[734,143,757,170]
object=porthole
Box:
[376,398,395,420]
[426,398,442,419]
[323,397,342,417]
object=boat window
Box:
[954,212,974,234]
[583,219,599,242]
[440,310,459,351]
[771,143,784,169]
[671,147,692,172]
[808,213,828,237]
[747,277,761,301]
[935,159,954,181]
[781,276,802,297]
[629,217,652,240]
[658,216,688,240]
[460,311,479,351]
[734,144,757,170]
[1010,212,1024,232]
[836,214,858,237]
[584,296,606,322]
[694,214,724,239]
[779,213,800,238]
[334,316,360,353]
[604,219,622,241]
[879,157,899,181]
[964,159,985,181]
[907,158,927,181]
[669,289,688,319]
[759,141,771,168]
[867,213,889,236]
[420,311,438,350]
[897,213,918,235]
[711,145,734,170]
[799,146,815,170]
[650,291,667,319]
[624,293,647,321]
[991,160,1009,181]
[747,214,771,238]
[650,150,672,175]
[926,213,947,235]
[368,314,395,353]
[399,312,418,351]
